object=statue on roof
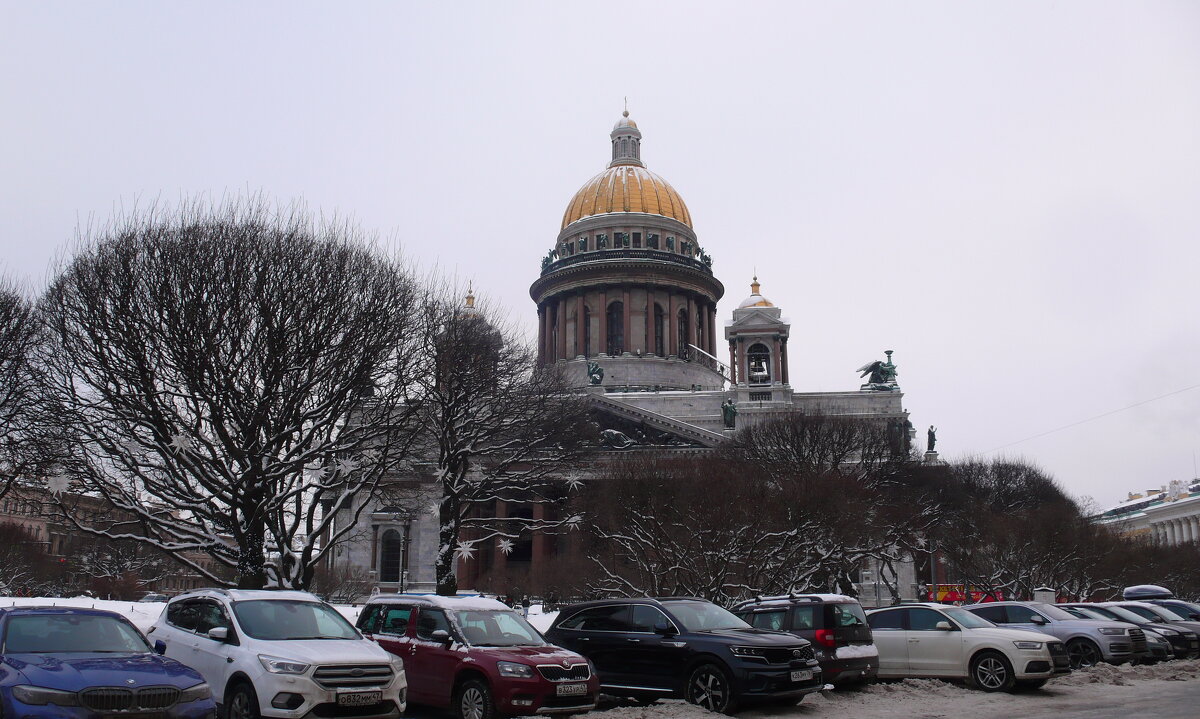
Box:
[721,398,738,429]
[858,350,899,391]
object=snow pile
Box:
[1059,658,1200,686]
[0,597,165,633]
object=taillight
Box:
[814,629,837,648]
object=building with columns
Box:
[1096,478,1200,545]
[334,111,920,599]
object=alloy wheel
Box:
[460,686,487,719]
[688,666,729,712]
[1067,640,1101,668]
[228,687,258,719]
[974,655,1008,690]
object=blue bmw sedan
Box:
[0,606,216,719]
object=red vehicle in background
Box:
[357,595,598,719]
[926,585,1006,604]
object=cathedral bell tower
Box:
[725,276,791,388]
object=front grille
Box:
[79,686,181,712]
[1047,642,1070,667]
[536,663,591,681]
[1129,628,1147,652]
[312,665,394,689]
[81,689,134,712]
[763,645,814,664]
[137,687,180,709]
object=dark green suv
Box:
[732,594,877,685]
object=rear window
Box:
[746,610,786,631]
[970,605,1007,623]
[831,603,867,627]
[791,605,818,629]
[867,609,905,630]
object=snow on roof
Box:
[736,593,859,608]
[364,593,511,612]
[176,589,321,603]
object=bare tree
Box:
[0,279,43,500]
[310,561,377,604]
[37,198,425,589]
[414,293,594,595]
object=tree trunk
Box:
[436,493,460,596]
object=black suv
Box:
[732,594,877,685]
[544,597,822,714]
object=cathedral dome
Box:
[560,165,692,230]
[738,276,775,308]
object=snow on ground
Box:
[0,596,166,633]
[593,660,1200,719]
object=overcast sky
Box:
[3,1,1198,507]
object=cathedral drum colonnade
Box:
[529,110,727,391]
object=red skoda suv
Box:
[357,595,597,719]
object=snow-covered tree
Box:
[0,279,44,500]
[414,292,594,595]
[37,199,426,589]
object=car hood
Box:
[251,639,393,666]
[467,644,588,665]
[1053,618,1131,632]
[690,628,810,646]
[2,653,202,691]
[966,627,1058,644]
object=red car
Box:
[357,595,598,719]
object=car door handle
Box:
[908,639,920,643]
[576,637,590,642]
[627,638,641,643]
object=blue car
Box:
[0,606,216,719]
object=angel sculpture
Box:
[857,350,899,391]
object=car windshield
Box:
[663,601,751,632]
[1100,606,1150,624]
[232,600,359,640]
[3,614,150,654]
[1118,604,1169,622]
[1032,603,1076,621]
[454,610,544,647]
[1166,601,1200,618]
[942,607,994,629]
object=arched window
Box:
[748,342,771,384]
[606,301,624,355]
[380,529,406,583]
[583,306,592,357]
[677,309,689,358]
[653,304,665,357]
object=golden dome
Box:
[561,165,692,230]
[738,276,775,308]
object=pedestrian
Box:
[521,595,531,618]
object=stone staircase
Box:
[590,393,729,448]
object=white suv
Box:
[147,589,406,719]
[866,604,1070,691]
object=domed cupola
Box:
[530,111,725,391]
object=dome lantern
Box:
[609,109,643,168]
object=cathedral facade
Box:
[334,112,916,599]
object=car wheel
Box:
[1066,638,1101,668]
[685,663,737,714]
[1015,678,1048,690]
[455,679,496,719]
[226,683,260,719]
[969,651,1015,692]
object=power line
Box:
[985,382,1200,454]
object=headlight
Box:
[179,683,212,703]
[497,661,534,678]
[389,654,405,672]
[730,646,767,658]
[259,655,311,674]
[1156,628,1180,637]
[12,686,79,706]
[1012,641,1043,650]
[1097,628,1126,636]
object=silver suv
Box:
[963,601,1147,668]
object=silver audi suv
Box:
[962,601,1148,668]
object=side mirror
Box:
[1030,616,1047,625]
[153,640,167,655]
[935,621,955,631]
[207,627,229,642]
[431,629,452,644]
[654,622,676,636]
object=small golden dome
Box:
[561,165,692,230]
[738,275,775,308]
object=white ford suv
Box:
[147,589,406,719]
[866,604,1070,691]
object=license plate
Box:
[337,691,382,706]
[790,669,812,682]
[556,683,587,697]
